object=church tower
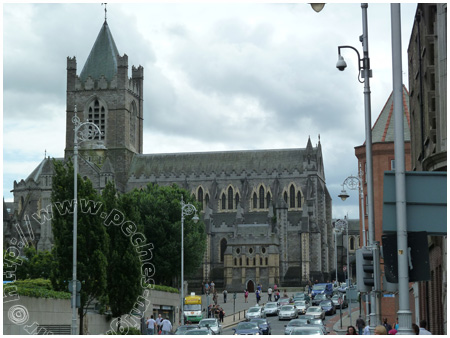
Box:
[65,19,143,191]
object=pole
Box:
[181,197,185,326]
[391,4,413,334]
[71,110,78,335]
[361,3,380,330]
[335,231,338,283]
[346,217,352,327]
[359,164,366,247]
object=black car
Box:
[319,299,336,316]
[233,321,263,335]
[250,318,271,335]
[312,293,329,306]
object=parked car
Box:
[233,321,263,335]
[319,299,336,316]
[309,319,328,334]
[331,293,348,309]
[277,297,291,308]
[185,328,216,335]
[198,318,222,335]
[262,302,279,316]
[305,306,325,320]
[245,306,266,320]
[312,293,329,306]
[278,305,298,320]
[289,326,325,335]
[174,324,200,335]
[250,318,271,335]
[293,300,309,315]
[284,318,311,335]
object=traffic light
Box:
[356,246,380,293]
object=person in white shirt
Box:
[419,320,432,335]
[160,317,172,335]
[146,315,156,335]
[363,320,371,335]
[155,314,162,334]
[267,287,273,301]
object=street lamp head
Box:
[192,214,199,224]
[336,55,347,71]
[338,189,350,201]
[310,3,325,13]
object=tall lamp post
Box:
[334,217,352,327]
[180,196,199,326]
[339,172,370,324]
[335,3,379,329]
[71,106,102,335]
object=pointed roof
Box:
[26,157,56,183]
[372,85,411,143]
[79,21,120,82]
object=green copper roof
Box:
[79,21,119,82]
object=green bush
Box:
[3,279,71,300]
[106,327,142,335]
[152,284,179,294]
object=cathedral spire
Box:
[102,3,107,22]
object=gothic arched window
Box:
[253,192,258,209]
[220,238,227,262]
[130,101,137,146]
[297,191,302,208]
[349,237,355,251]
[290,185,295,208]
[221,193,226,210]
[284,192,288,204]
[198,187,204,211]
[205,193,210,207]
[235,193,240,207]
[234,258,237,266]
[88,99,106,140]
[259,186,265,209]
[228,187,233,210]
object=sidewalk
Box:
[326,304,362,335]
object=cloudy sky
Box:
[3,2,417,220]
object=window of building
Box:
[265,257,268,265]
[253,192,258,209]
[297,191,302,208]
[253,257,256,266]
[266,192,271,208]
[236,248,241,254]
[260,257,263,265]
[130,101,137,146]
[259,186,265,209]
[349,237,355,251]
[198,187,203,211]
[220,238,227,262]
[222,193,226,210]
[228,187,233,210]
[235,193,240,207]
[284,192,288,204]
[290,185,295,208]
[205,193,209,207]
[246,258,249,266]
[88,99,106,140]
[391,159,396,170]
[240,257,242,266]
[234,258,237,266]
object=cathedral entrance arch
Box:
[246,280,255,292]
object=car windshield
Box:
[281,306,294,311]
[291,327,323,335]
[248,307,260,313]
[265,303,277,308]
[184,304,201,311]
[199,319,217,327]
[288,319,309,326]
[250,319,267,325]
[312,285,325,291]
[237,322,259,330]
[310,319,323,325]
[295,301,306,305]
[320,300,332,306]
[185,329,210,335]
[308,307,320,312]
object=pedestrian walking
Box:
[256,289,261,304]
[205,282,210,295]
[155,314,163,334]
[160,317,172,335]
[274,284,277,292]
[419,320,432,335]
[363,321,371,335]
[210,281,215,293]
[274,290,280,302]
[383,318,392,332]
[346,326,358,335]
[244,289,249,303]
[219,308,225,323]
[223,289,228,303]
[213,291,218,305]
[412,323,420,335]
[394,318,399,331]
[267,287,273,301]
[146,315,156,335]
[214,305,220,319]
[356,315,366,335]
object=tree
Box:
[12,247,54,280]
[50,159,109,334]
[102,182,142,325]
[131,183,207,287]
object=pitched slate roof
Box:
[26,157,58,183]
[79,21,119,82]
[372,85,411,143]
[128,148,309,178]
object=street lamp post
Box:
[336,3,379,330]
[334,217,352,327]
[339,172,370,325]
[180,196,199,326]
[71,106,102,335]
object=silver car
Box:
[278,305,298,320]
[245,306,266,320]
[198,318,222,335]
[262,302,279,316]
[289,326,325,335]
[284,318,311,335]
[305,306,325,320]
[293,300,309,315]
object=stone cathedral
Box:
[4,20,333,290]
